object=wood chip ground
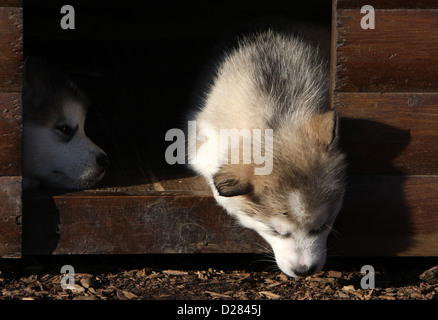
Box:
[0,256,436,300]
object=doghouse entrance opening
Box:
[22,0,332,255]
[24,0,331,192]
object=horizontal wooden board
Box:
[22,175,438,256]
[333,175,438,256]
[0,6,22,92]
[0,92,22,176]
[0,176,22,257]
[335,9,438,92]
[23,191,261,255]
[337,0,438,9]
[336,93,438,175]
[0,0,22,7]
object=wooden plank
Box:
[0,1,22,7]
[0,6,22,175]
[337,0,438,9]
[331,1,438,257]
[335,9,438,92]
[331,176,438,256]
[0,6,22,92]
[0,92,22,176]
[0,4,23,257]
[329,0,337,110]
[336,93,438,175]
[0,176,21,257]
[23,190,262,255]
[22,175,438,256]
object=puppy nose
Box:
[292,264,317,278]
[96,153,110,169]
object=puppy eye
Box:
[56,125,68,133]
[311,223,329,235]
[270,227,291,238]
[54,124,76,141]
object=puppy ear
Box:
[306,110,339,149]
[213,165,253,197]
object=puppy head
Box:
[23,99,109,190]
[22,58,109,190]
[212,111,346,278]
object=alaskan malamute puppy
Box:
[189,27,347,277]
[23,58,109,189]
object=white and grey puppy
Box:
[189,27,346,278]
[23,58,109,189]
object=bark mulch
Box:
[0,255,437,301]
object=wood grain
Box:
[0,176,21,257]
[336,93,438,175]
[0,5,22,176]
[0,92,22,176]
[335,9,438,92]
[23,190,262,255]
[0,1,21,7]
[332,175,438,256]
[337,0,438,9]
[0,6,22,92]
[22,175,438,256]
[329,2,438,257]
[0,3,22,257]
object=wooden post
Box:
[332,0,438,255]
[0,0,23,257]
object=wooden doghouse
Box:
[0,0,437,258]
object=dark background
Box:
[23,0,331,186]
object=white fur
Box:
[215,191,344,277]
[189,29,346,278]
[259,196,344,278]
[23,100,107,189]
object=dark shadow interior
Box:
[23,0,332,189]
